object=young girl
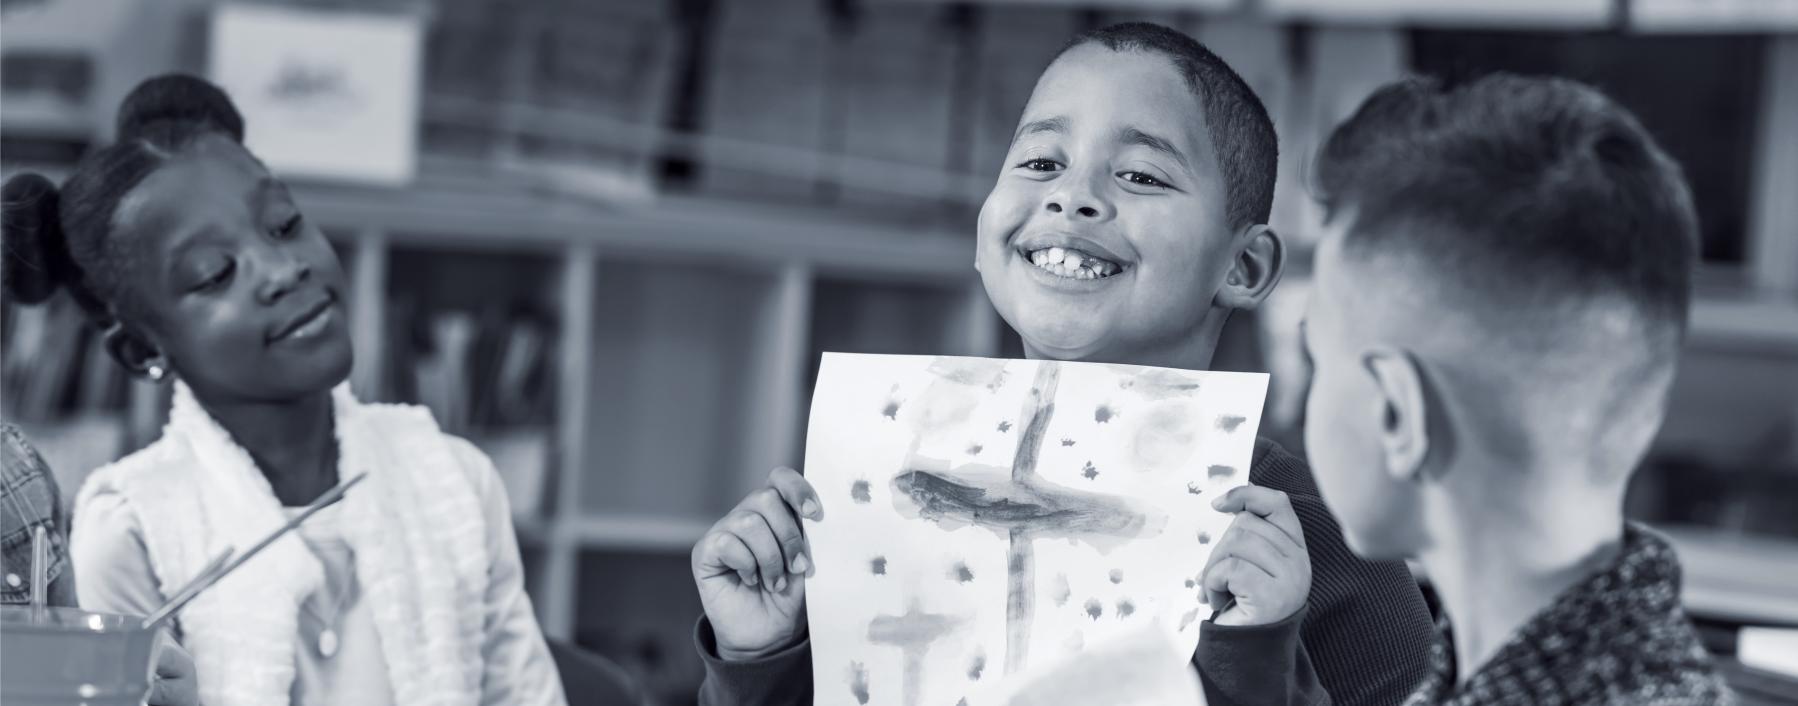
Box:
[2,74,567,706]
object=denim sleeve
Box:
[0,423,75,607]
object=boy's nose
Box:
[1047,202,1102,218]
[1043,169,1116,221]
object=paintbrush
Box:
[30,525,48,624]
[140,473,367,629]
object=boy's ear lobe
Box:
[1363,348,1430,483]
[1217,224,1285,311]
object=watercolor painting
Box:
[803,354,1268,706]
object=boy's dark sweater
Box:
[694,439,1436,706]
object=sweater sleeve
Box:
[694,615,814,706]
[1196,607,1331,706]
[1245,440,1438,706]
[445,438,570,706]
[70,487,171,623]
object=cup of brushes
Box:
[0,474,366,705]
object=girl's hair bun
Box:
[115,73,245,143]
[2,172,75,305]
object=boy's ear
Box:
[1216,224,1284,311]
[104,325,169,382]
[1362,347,1430,484]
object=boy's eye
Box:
[1018,158,1061,172]
[1120,171,1167,188]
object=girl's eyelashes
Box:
[190,259,235,293]
[275,213,303,239]
[1017,157,1062,172]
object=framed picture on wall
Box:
[208,3,422,186]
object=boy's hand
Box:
[1201,485,1311,627]
[691,467,822,661]
[147,631,198,706]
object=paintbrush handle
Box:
[141,548,235,629]
[211,473,366,579]
[30,525,47,623]
[139,473,367,629]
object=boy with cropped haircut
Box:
[1300,73,1732,705]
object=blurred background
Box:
[2,0,1795,702]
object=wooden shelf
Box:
[291,179,973,281]
[558,514,712,552]
[1662,525,1798,627]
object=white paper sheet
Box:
[802,354,1269,706]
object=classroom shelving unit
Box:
[288,158,1001,660]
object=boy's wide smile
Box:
[1014,233,1130,284]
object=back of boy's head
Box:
[1056,22,1277,231]
[1315,74,1696,475]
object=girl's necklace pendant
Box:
[318,628,339,658]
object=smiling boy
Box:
[691,23,1436,706]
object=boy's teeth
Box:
[1025,246,1122,280]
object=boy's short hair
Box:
[1315,73,1698,350]
[1059,22,1278,230]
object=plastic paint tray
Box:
[0,606,159,706]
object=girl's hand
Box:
[691,467,822,661]
[1201,485,1312,626]
[147,631,199,706]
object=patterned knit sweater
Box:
[1404,523,1733,706]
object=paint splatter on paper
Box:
[849,662,871,704]
[1216,414,1248,432]
[1207,465,1236,480]
[1187,482,1204,495]
[802,354,1266,706]
[952,562,975,583]
[1178,608,1202,632]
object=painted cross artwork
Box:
[803,354,1269,706]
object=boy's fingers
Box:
[1202,556,1276,607]
[750,488,811,576]
[1212,526,1291,579]
[1230,513,1299,559]
[1211,486,1305,549]
[725,509,789,591]
[769,467,823,520]
[695,528,762,587]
